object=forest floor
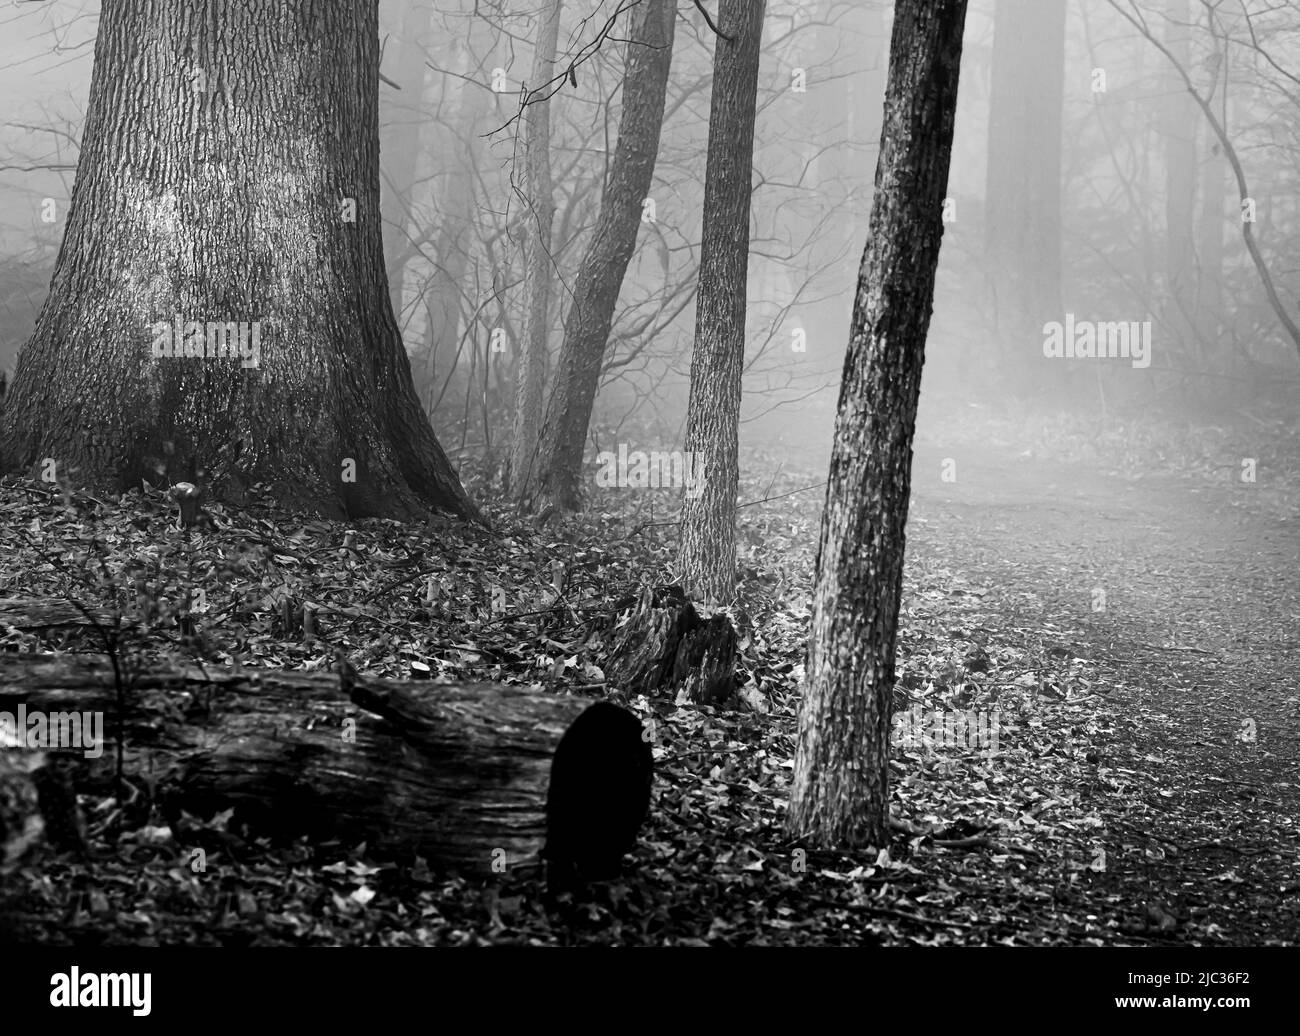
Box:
[1,400,1297,945]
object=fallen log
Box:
[0,652,650,877]
[0,597,125,632]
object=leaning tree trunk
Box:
[522,0,677,513]
[787,0,968,849]
[0,652,650,877]
[677,0,766,605]
[508,0,563,501]
[0,0,478,523]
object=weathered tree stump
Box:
[604,585,738,705]
[0,652,650,878]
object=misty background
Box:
[1,0,1296,485]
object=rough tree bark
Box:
[0,0,478,522]
[677,0,766,605]
[509,0,564,500]
[519,0,677,512]
[787,0,968,849]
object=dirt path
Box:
[905,441,1300,942]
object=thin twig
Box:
[738,481,827,509]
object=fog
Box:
[3,2,1296,489]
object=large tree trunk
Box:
[787,0,968,849]
[521,0,677,513]
[0,652,650,877]
[983,0,1066,394]
[0,0,478,523]
[677,0,766,605]
[509,0,563,500]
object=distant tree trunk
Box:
[379,0,434,315]
[1195,117,1226,362]
[420,19,497,405]
[984,0,1065,393]
[677,0,766,605]
[0,0,478,522]
[800,4,886,363]
[520,0,676,512]
[509,0,563,500]
[787,0,968,848]
[1163,0,1197,363]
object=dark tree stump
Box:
[604,585,738,705]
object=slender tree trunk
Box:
[420,19,497,406]
[1191,10,1230,376]
[1163,0,1198,362]
[787,0,968,848]
[509,0,563,500]
[1195,106,1226,368]
[0,0,478,522]
[521,0,676,512]
[983,0,1065,393]
[677,0,766,605]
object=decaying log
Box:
[0,652,649,876]
[0,748,45,873]
[604,585,738,705]
[0,597,125,632]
